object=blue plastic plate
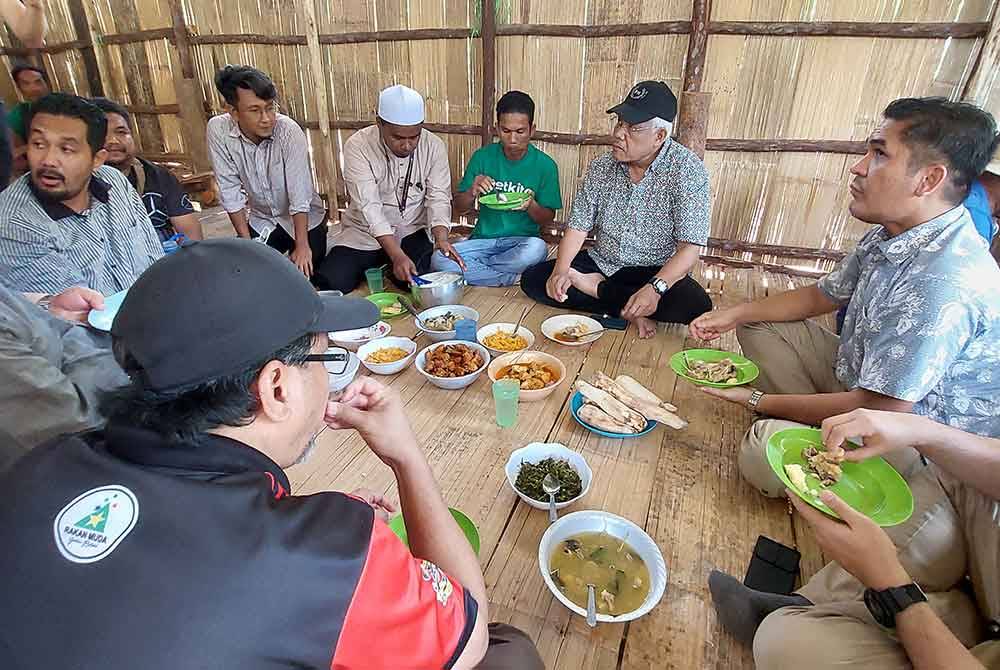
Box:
[570,391,656,438]
[86,288,129,332]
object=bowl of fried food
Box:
[487,351,566,402]
[477,322,535,358]
[505,442,592,511]
[357,336,417,375]
[415,341,490,390]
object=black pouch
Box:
[744,535,801,595]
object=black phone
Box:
[590,314,629,330]
[744,535,800,595]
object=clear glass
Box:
[492,379,520,428]
[365,267,384,294]
[454,319,477,341]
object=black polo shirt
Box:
[0,425,476,669]
[125,157,194,242]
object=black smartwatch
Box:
[864,583,927,628]
[648,278,669,295]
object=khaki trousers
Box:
[754,467,1000,669]
[476,623,545,670]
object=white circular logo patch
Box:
[53,485,139,564]
[630,87,649,100]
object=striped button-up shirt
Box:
[207,113,326,239]
[0,166,163,295]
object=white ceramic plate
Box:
[541,314,604,347]
[329,321,391,351]
[505,442,592,511]
[86,288,130,332]
[539,510,668,624]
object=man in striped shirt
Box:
[0,93,163,295]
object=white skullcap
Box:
[987,158,1000,176]
[378,84,425,126]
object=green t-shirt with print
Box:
[7,102,31,141]
[458,142,562,239]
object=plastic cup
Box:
[454,319,477,342]
[365,267,384,294]
[493,379,520,428]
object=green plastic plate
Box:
[387,508,481,555]
[478,191,531,210]
[766,427,914,527]
[366,292,411,320]
[669,348,760,388]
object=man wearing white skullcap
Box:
[317,85,465,292]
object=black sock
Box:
[708,570,812,646]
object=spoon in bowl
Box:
[586,584,597,628]
[542,474,561,523]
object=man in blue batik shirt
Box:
[689,97,1000,497]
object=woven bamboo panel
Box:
[712,0,992,22]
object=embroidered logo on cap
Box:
[630,87,649,100]
[53,485,139,564]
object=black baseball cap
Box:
[606,80,678,124]
[112,238,379,392]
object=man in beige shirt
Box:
[317,85,465,292]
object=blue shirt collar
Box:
[875,206,967,265]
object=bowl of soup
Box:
[487,351,565,402]
[538,511,667,624]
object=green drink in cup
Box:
[493,379,519,428]
[365,267,384,294]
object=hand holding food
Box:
[789,489,911,590]
[822,408,929,463]
[471,174,495,196]
[688,307,744,341]
[547,270,573,303]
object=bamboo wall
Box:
[2,0,998,265]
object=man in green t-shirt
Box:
[433,91,562,286]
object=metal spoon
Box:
[559,325,605,342]
[586,584,597,627]
[509,304,530,336]
[542,473,561,523]
[401,297,427,329]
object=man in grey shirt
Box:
[0,282,126,469]
[207,65,329,284]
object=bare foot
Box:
[568,269,604,298]
[631,316,657,339]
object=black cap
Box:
[111,238,379,392]
[606,80,678,124]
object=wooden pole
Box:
[480,0,497,146]
[961,1,1000,102]
[167,0,210,172]
[66,0,103,96]
[301,0,338,202]
[677,0,712,158]
[78,1,114,99]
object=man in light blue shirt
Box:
[689,96,1000,495]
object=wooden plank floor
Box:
[281,264,832,670]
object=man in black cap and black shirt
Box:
[0,238,543,670]
[521,80,713,338]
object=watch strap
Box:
[864,583,927,628]
[648,278,668,295]
[747,390,765,409]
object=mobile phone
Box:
[590,314,628,330]
[744,535,800,595]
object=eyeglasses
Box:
[246,102,279,120]
[613,119,656,137]
[305,347,350,375]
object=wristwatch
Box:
[747,390,765,409]
[864,583,927,628]
[35,294,54,311]
[648,278,669,295]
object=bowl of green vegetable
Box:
[505,442,592,511]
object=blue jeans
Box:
[430,236,549,287]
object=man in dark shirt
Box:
[92,96,203,243]
[0,238,542,670]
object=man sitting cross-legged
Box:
[710,409,1000,670]
[520,80,712,339]
[436,90,561,286]
[0,93,163,295]
[691,97,1000,496]
[0,238,543,670]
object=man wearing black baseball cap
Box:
[0,238,542,669]
[521,80,713,338]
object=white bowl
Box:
[414,305,480,342]
[541,314,605,347]
[415,341,490,390]
[487,350,567,402]
[330,320,391,351]
[539,511,668,624]
[357,337,417,375]
[505,442,592,511]
[477,322,536,357]
[325,351,360,395]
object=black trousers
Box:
[520,250,712,324]
[250,220,329,286]
[316,230,434,293]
